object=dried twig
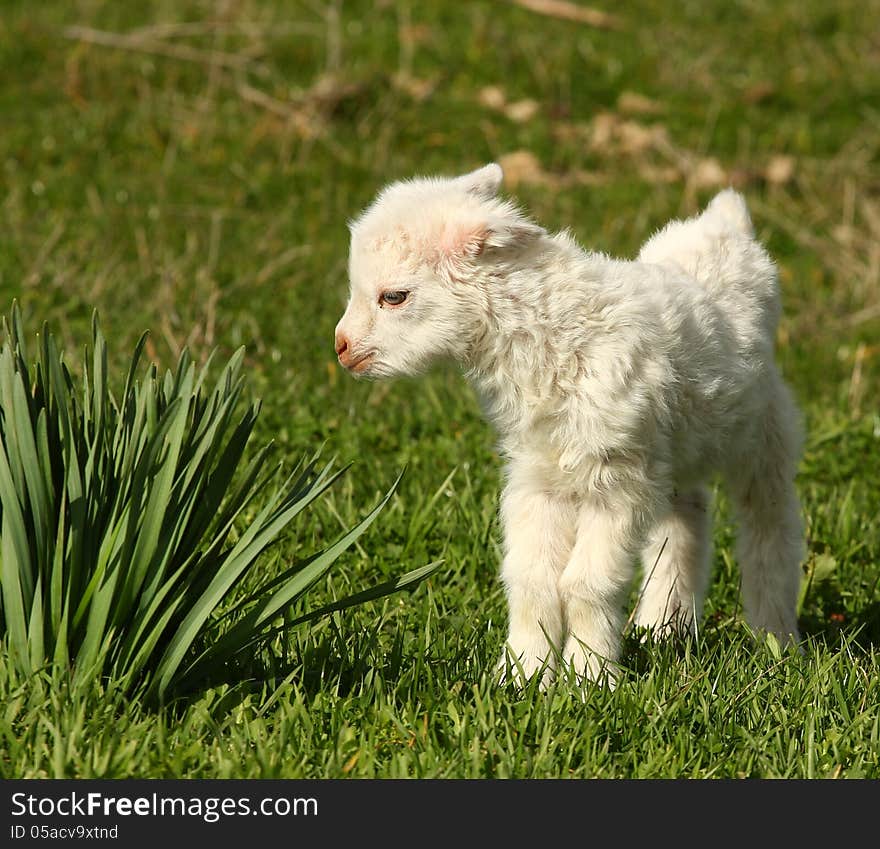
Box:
[237,80,296,118]
[63,25,268,75]
[510,0,621,30]
[848,342,867,416]
[24,221,66,287]
[127,20,322,40]
[254,245,312,286]
[845,303,880,328]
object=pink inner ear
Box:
[440,219,487,259]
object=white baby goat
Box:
[335,164,805,686]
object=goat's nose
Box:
[335,331,349,357]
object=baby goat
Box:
[335,164,805,686]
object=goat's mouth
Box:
[343,351,376,374]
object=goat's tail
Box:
[637,189,780,333]
[703,188,754,237]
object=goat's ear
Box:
[438,217,489,260]
[455,163,504,199]
[483,205,546,250]
[436,205,545,269]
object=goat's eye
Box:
[380,290,409,307]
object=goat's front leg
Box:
[498,479,577,686]
[559,497,647,686]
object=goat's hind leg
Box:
[634,486,712,638]
[729,382,805,643]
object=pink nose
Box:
[335,331,354,367]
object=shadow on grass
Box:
[800,600,880,653]
[177,624,387,718]
[171,598,880,722]
[190,616,473,720]
[621,619,749,677]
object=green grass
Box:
[1,0,879,777]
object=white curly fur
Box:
[335,164,805,687]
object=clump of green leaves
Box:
[0,304,434,703]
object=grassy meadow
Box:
[1,0,879,777]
